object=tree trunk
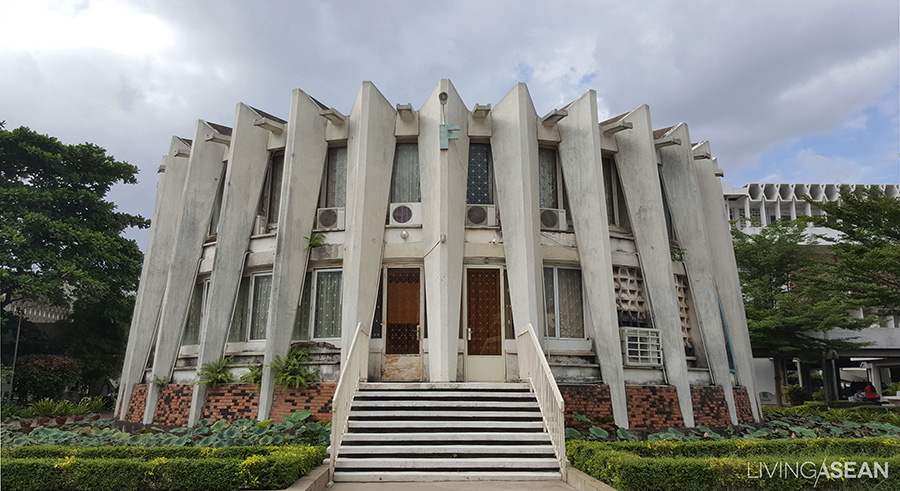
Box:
[774,357,785,407]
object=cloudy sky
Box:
[2,0,897,248]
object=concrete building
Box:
[724,182,900,403]
[117,80,760,436]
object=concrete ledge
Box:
[279,464,330,491]
[566,465,617,491]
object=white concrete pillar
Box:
[419,80,468,381]
[658,123,738,425]
[613,105,694,427]
[557,90,629,428]
[145,104,271,425]
[257,90,328,419]
[692,143,761,421]
[339,82,396,362]
[491,84,546,337]
[116,138,187,418]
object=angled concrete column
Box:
[339,82,396,362]
[491,84,545,338]
[257,90,328,419]
[614,105,693,427]
[557,90,629,428]
[419,79,468,381]
[144,104,271,424]
[116,138,189,418]
[692,143,760,421]
[145,121,231,426]
[658,124,737,425]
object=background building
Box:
[117,80,759,430]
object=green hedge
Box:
[568,439,900,491]
[0,446,325,491]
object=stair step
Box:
[341,432,552,443]
[359,382,530,391]
[337,444,555,455]
[351,399,539,409]
[332,471,563,482]
[355,390,535,399]
[349,410,541,419]
[335,457,560,470]
[348,420,545,430]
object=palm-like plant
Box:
[197,357,234,387]
[270,348,319,389]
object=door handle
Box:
[417,324,422,340]
[467,328,472,341]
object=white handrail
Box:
[517,323,567,480]
[329,322,369,480]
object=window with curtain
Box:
[603,156,631,229]
[313,270,343,338]
[249,274,272,340]
[182,282,205,345]
[539,148,559,209]
[228,277,251,342]
[543,267,585,338]
[227,274,272,342]
[257,151,285,229]
[390,143,420,203]
[467,143,494,205]
[292,272,313,341]
[324,147,347,208]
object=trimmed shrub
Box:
[14,355,81,400]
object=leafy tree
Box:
[805,186,900,315]
[732,220,872,405]
[0,123,147,391]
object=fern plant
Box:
[304,233,325,251]
[197,357,234,387]
[239,364,264,386]
[270,348,319,389]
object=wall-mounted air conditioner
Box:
[315,207,345,231]
[539,208,567,231]
[388,202,422,227]
[465,204,498,228]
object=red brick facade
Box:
[625,385,684,430]
[559,384,613,431]
[201,384,260,421]
[733,386,755,423]
[690,385,731,428]
[124,384,148,423]
[152,384,193,426]
[270,383,336,423]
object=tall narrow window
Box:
[208,171,226,237]
[249,274,272,340]
[228,278,251,342]
[660,176,674,239]
[313,270,343,338]
[182,282,205,345]
[467,143,494,205]
[539,148,559,209]
[323,147,347,208]
[603,157,631,229]
[257,151,285,230]
[543,267,585,338]
[292,272,313,341]
[227,274,271,343]
[390,143,420,203]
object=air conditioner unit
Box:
[539,208,567,231]
[315,207,345,231]
[465,204,498,228]
[388,202,422,227]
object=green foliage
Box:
[150,374,169,387]
[782,384,812,406]
[13,354,81,400]
[30,398,60,418]
[0,125,147,387]
[303,233,326,250]
[196,357,234,387]
[805,186,900,315]
[1,363,13,383]
[270,348,318,389]
[239,364,263,386]
[568,439,900,490]
[0,445,325,491]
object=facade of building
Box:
[724,182,900,403]
[117,80,759,430]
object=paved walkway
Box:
[326,482,577,490]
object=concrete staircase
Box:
[331,382,562,482]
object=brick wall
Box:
[626,385,684,430]
[152,384,193,426]
[270,383,336,422]
[559,384,613,431]
[690,386,731,428]
[733,386,755,423]
[201,384,260,421]
[124,384,148,424]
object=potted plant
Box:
[84,396,107,420]
[54,400,74,425]
[31,398,57,425]
[71,401,89,422]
